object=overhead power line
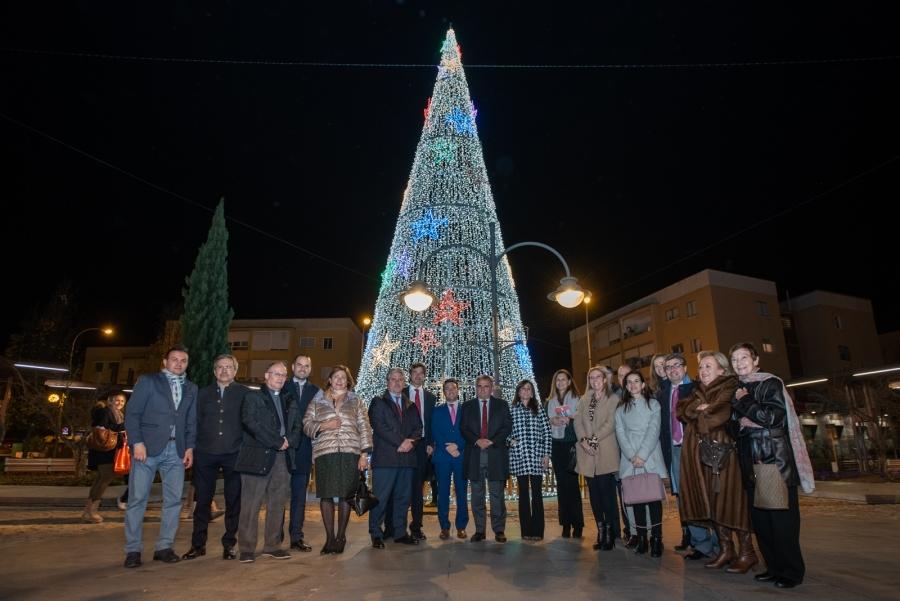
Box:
[4,47,900,69]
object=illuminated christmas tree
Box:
[356,28,536,401]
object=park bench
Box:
[3,458,76,473]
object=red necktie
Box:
[414,388,422,422]
[480,400,488,438]
[671,386,683,444]
[450,403,456,425]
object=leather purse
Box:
[113,434,131,475]
[86,426,118,452]
[753,463,789,509]
[621,468,666,505]
[350,472,379,517]
[699,437,735,474]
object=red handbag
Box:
[113,433,131,475]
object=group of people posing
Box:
[105,342,812,591]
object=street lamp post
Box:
[360,317,372,357]
[402,222,588,390]
[68,327,114,381]
[57,327,113,453]
[584,295,593,368]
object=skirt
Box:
[314,452,360,499]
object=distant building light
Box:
[122,389,133,393]
[786,378,828,388]
[44,379,98,391]
[14,362,69,373]
[853,367,900,377]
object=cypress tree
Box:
[180,198,233,387]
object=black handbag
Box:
[350,472,379,517]
[698,437,735,493]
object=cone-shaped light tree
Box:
[180,198,234,387]
[356,29,536,401]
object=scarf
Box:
[739,371,815,494]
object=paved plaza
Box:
[1,488,899,601]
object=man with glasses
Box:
[234,361,298,562]
[182,354,248,561]
[659,353,718,559]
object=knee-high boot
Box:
[705,525,735,569]
[725,530,759,574]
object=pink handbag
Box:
[621,468,666,505]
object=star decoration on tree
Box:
[396,249,412,280]
[445,107,475,135]
[370,334,401,369]
[410,327,442,355]
[515,339,532,371]
[411,209,449,242]
[432,289,471,326]
[379,260,396,294]
[431,139,456,164]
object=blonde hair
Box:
[583,365,613,402]
[697,351,732,375]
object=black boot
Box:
[634,529,648,555]
[572,524,583,539]
[650,535,663,557]
[561,524,571,538]
[600,524,615,551]
[674,523,691,551]
[593,523,604,550]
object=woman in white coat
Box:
[615,371,668,556]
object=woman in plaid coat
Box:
[508,380,552,540]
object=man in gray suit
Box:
[123,345,198,568]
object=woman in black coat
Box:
[83,393,127,523]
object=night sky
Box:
[2,2,899,387]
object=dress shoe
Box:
[394,535,419,545]
[261,549,291,559]
[754,571,776,582]
[774,579,798,589]
[123,552,142,568]
[457,529,467,539]
[335,537,347,554]
[495,532,507,543]
[239,552,255,563]
[439,529,450,540]
[181,546,206,560]
[470,532,486,542]
[684,550,706,560]
[222,546,237,560]
[561,525,571,538]
[290,540,312,552]
[152,548,180,563]
[371,537,385,549]
[412,529,427,540]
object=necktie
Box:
[450,403,456,425]
[480,400,488,439]
[414,388,422,422]
[671,385,683,444]
[392,395,402,419]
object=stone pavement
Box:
[0,489,899,601]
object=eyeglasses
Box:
[268,372,288,378]
[215,365,235,371]
[664,364,685,371]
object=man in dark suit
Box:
[431,378,469,539]
[460,374,512,543]
[368,367,422,548]
[182,354,248,561]
[284,354,319,552]
[123,345,198,568]
[234,361,300,563]
[406,362,436,539]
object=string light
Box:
[356,28,537,401]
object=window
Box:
[762,338,774,353]
[250,360,270,381]
[838,345,851,361]
[126,368,135,386]
[300,336,316,349]
[94,362,104,373]
[252,330,290,351]
[833,315,843,330]
[690,338,702,353]
[781,316,793,329]
[109,362,119,384]
[228,331,249,350]
[323,337,334,350]
[671,343,684,354]
[686,300,697,317]
[757,301,770,317]
[665,307,679,321]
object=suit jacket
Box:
[430,402,465,465]
[125,371,197,458]
[658,378,696,473]
[409,385,437,469]
[284,380,320,474]
[195,382,248,455]
[235,387,301,476]
[460,396,512,481]
[368,390,423,469]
